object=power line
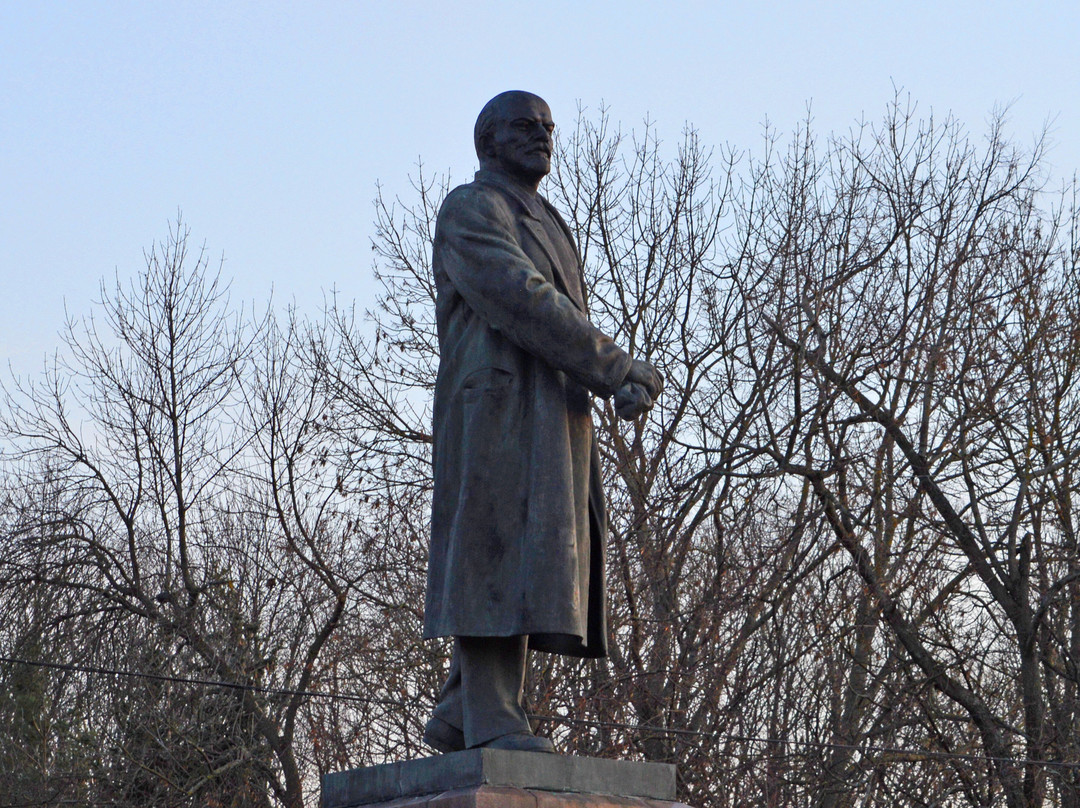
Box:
[0,654,406,709]
[538,713,1080,772]
[1,802,119,808]
[3,654,1079,772]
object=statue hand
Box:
[623,359,663,401]
[614,382,653,421]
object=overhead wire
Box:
[0,654,405,709]
[533,713,1079,771]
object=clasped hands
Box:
[614,358,663,421]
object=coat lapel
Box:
[519,217,585,312]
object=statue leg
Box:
[425,635,553,753]
[458,634,530,746]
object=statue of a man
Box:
[423,90,663,753]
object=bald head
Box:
[473,91,554,191]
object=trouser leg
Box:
[459,634,530,746]
[430,644,464,733]
[430,635,531,748]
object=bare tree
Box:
[0,221,372,807]
[747,97,1080,807]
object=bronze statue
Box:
[423,91,663,753]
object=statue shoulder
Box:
[437,180,517,232]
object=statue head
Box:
[474,91,554,190]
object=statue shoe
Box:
[423,717,466,753]
[480,731,556,753]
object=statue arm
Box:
[436,186,632,397]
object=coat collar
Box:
[473,170,545,219]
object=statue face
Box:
[486,94,554,186]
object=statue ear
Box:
[478,132,496,159]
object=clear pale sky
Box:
[2,1,1077,380]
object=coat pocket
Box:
[462,366,514,399]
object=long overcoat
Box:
[423,170,631,658]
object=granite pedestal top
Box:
[322,750,677,808]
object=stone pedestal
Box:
[321,750,689,808]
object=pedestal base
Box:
[321,750,688,808]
